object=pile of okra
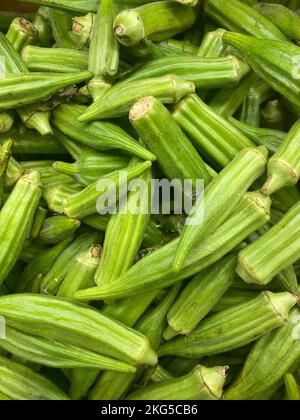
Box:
[0,0,300,401]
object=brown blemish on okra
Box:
[129,96,153,121]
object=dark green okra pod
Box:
[261,99,286,131]
[36,215,81,245]
[0,112,14,133]
[0,139,13,209]
[284,373,300,400]
[21,0,99,14]
[48,8,76,49]
[0,171,42,286]
[6,17,38,52]
[30,207,48,239]
[158,292,298,358]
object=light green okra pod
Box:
[6,17,38,52]
[284,373,300,400]
[0,139,13,209]
[197,28,227,58]
[36,215,81,245]
[0,111,14,133]
[30,207,48,239]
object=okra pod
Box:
[36,215,81,245]
[33,11,52,47]
[130,96,212,188]
[52,103,156,161]
[30,206,48,239]
[159,292,298,358]
[197,28,227,58]
[79,75,195,122]
[0,139,13,209]
[48,8,76,49]
[0,111,14,133]
[74,191,271,300]
[71,12,95,48]
[154,39,197,57]
[5,156,24,188]
[211,289,259,313]
[0,171,42,286]
[284,373,300,400]
[114,2,196,47]
[237,201,300,285]
[261,99,286,131]
[20,0,99,13]
[6,18,38,52]
[0,11,35,32]
[164,255,236,340]
[173,146,268,272]
[0,294,158,366]
[44,184,82,214]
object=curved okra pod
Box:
[79,75,195,122]
[197,28,227,58]
[129,96,211,188]
[52,103,156,161]
[123,55,249,89]
[62,160,152,219]
[0,294,158,367]
[237,201,300,285]
[6,18,38,52]
[205,0,287,41]
[158,292,298,359]
[261,120,300,195]
[126,365,227,400]
[21,0,99,14]
[74,191,271,301]
[224,308,300,400]
[113,2,196,47]
[0,355,69,400]
[164,255,237,340]
[173,93,254,168]
[284,373,300,400]
[36,215,81,245]
[0,139,13,209]
[0,171,42,286]
[223,32,300,108]
[173,146,268,272]
[88,0,119,101]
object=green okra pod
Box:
[6,18,38,53]
[261,120,300,195]
[44,184,82,214]
[0,356,69,400]
[154,39,197,57]
[71,12,95,48]
[127,365,227,400]
[158,292,298,359]
[0,139,13,209]
[36,215,81,245]
[0,112,14,133]
[144,366,174,385]
[0,171,42,286]
[284,373,300,400]
[173,93,254,169]
[30,206,48,239]
[129,96,212,188]
[205,0,287,40]
[237,201,300,285]
[74,191,271,301]
[197,28,227,58]
[164,255,237,340]
[0,294,157,367]
[20,0,99,13]
[224,308,300,400]
[48,8,76,49]
[113,2,196,47]
[173,146,268,272]
[0,11,35,32]
[52,103,156,161]
[79,75,195,122]
[211,289,259,313]
[240,91,260,128]
[261,99,286,131]
[123,55,249,89]
[5,156,24,188]
[33,10,52,48]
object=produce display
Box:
[0,0,300,401]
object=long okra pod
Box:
[20,0,99,13]
[158,292,298,358]
[173,146,268,272]
[0,139,13,209]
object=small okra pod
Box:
[113,2,196,47]
[74,191,271,301]
[79,75,195,122]
[173,93,254,169]
[22,46,88,73]
[158,292,298,359]
[164,255,236,340]
[173,146,268,272]
[19,242,48,264]
[197,28,227,58]
[0,171,42,286]
[21,0,99,13]
[261,120,300,196]
[48,8,76,49]
[36,215,81,245]
[0,355,69,400]
[44,184,81,214]
[205,0,287,41]
[237,201,300,286]
[0,294,158,367]
[224,308,300,400]
[240,93,260,128]
[33,10,52,47]
[88,0,119,101]
[276,265,300,297]
[0,139,13,209]
[40,231,101,295]
[30,207,48,239]
[62,160,152,220]
[127,365,227,400]
[261,99,286,131]
[129,96,212,188]
[6,18,38,52]
[284,373,300,400]
[0,111,14,133]
[124,55,249,89]
[52,103,156,161]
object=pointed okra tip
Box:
[199,365,228,400]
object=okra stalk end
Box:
[201,365,228,400]
[23,111,53,137]
[266,291,299,322]
[261,159,298,196]
[163,324,178,341]
[113,11,144,48]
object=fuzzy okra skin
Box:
[130,96,211,188]
[173,146,268,272]
[123,55,248,89]
[0,294,158,367]
[79,75,195,122]
[0,356,69,400]
[164,255,237,340]
[158,292,298,359]
[52,103,156,161]
[74,191,271,301]
[261,120,300,196]
[237,201,300,286]
[205,0,287,41]
[127,365,227,400]
[224,308,300,400]
[114,1,196,47]
[0,172,42,286]
[223,32,300,108]
[173,93,254,168]
[62,160,152,220]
